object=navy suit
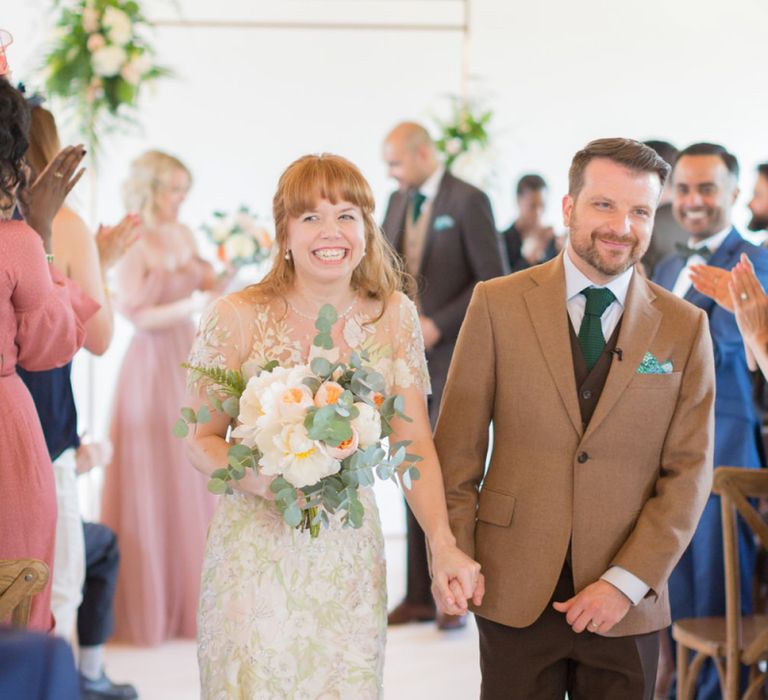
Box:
[653,227,768,699]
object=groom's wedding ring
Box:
[53,171,64,178]
[589,622,599,630]
[740,292,749,301]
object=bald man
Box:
[381,121,506,630]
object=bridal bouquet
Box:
[201,206,273,268]
[176,305,421,537]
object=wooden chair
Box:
[0,559,49,627]
[673,467,768,700]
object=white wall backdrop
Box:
[5,0,768,522]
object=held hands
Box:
[96,214,141,270]
[552,579,631,634]
[19,145,86,246]
[430,544,485,616]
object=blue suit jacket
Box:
[653,228,768,469]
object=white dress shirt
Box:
[670,227,732,299]
[563,248,650,606]
[417,164,445,204]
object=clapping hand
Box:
[729,253,768,350]
[430,544,485,616]
[689,263,733,311]
[19,145,86,246]
[96,214,141,270]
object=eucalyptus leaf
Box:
[197,405,211,424]
[208,478,229,495]
[283,503,303,528]
[211,468,230,481]
[172,419,189,438]
[222,397,240,418]
[401,469,413,490]
[310,357,332,377]
[181,407,197,424]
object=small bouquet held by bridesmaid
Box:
[177,305,421,537]
[201,206,273,268]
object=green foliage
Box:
[41,0,170,155]
[182,363,246,397]
[433,96,494,169]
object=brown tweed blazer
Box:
[434,253,715,637]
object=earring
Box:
[284,249,291,261]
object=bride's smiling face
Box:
[287,198,366,283]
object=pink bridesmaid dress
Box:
[0,220,98,630]
[100,250,216,646]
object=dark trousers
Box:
[476,566,659,700]
[77,522,119,647]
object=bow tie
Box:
[675,243,713,262]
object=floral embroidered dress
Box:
[188,289,429,700]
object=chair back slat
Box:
[0,559,49,627]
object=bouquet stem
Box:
[300,506,320,538]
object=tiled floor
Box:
[103,536,481,699]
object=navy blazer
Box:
[653,228,768,468]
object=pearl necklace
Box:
[287,296,357,322]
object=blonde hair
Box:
[255,153,408,319]
[26,106,61,178]
[122,150,192,225]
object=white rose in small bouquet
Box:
[202,206,273,268]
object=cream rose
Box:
[103,6,132,46]
[91,45,127,77]
[351,402,381,448]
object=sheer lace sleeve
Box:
[391,292,431,395]
[186,295,248,401]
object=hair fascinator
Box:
[0,30,13,77]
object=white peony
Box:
[257,420,340,488]
[102,6,133,46]
[224,233,256,262]
[351,402,381,448]
[91,45,127,77]
[210,218,232,243]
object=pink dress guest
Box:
[100,243,217,646]
[0,220,98,630]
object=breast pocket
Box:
[628,371,682,391]
[477,488,516,527]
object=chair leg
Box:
[676,642,689,700]
[684,652,709,700]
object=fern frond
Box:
[182,363,246,397]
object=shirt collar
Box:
[418,165,445,201]
[687,226,732,253]
[563,246,634,307]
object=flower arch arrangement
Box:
[42,0,169,153]
[433,96,493,170]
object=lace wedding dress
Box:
[188,289,430,699]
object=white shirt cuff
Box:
[600,566,650,606]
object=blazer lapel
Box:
[683,228,742,314]
[418,171,452,274]
[525,255,583,437]
[583,273,662,442]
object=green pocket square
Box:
[433,214,455,231]
[637,352,673,375]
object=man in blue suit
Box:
[653,142,768,699]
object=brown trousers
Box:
[476,565,659,700]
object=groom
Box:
[434,138,715,699]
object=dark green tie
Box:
[411,190,427,223]
[578,287,616,372]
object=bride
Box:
[185,153,484,698]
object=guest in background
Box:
[100,150,220,645]
[500,174,557,272]
[20,103,139,700]
[641,140,688,276]
[0,77,96,631]
[653,142,768,699]
[747,163,768,235]
[381,121,505,630]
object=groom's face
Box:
[563,158,660,282]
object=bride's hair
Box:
[255,153,411,320]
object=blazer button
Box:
[582,389,593,400]
[577,452,589,464]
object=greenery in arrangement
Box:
[42,0,169,152]
[177,305,422,538]
[433,96,493,169]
